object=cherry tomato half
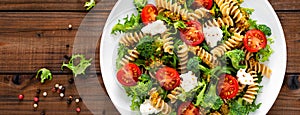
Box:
[116,63,141,86]
[217,74,239,99]
[156,67,180,91]
[243,29,267,53]
[180,20,205,46]
[177,102,200,115]
[193,0,213,10]
[141,4,158,25]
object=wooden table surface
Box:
[0,0,299,115]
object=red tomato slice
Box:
[141,4,158,25]
[180,20,205,46]
[217,74,239,99]
[156,67,180,91]
[193,0,213,10]
[243,29,267,53]
[177,102,200,115]
[116,63,141,86]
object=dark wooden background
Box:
[0,0,299,114]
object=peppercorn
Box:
[36,89,41,94]
[43,92,47,97]
[18,94,24,101]
[33,96,39,103]
[51,87,56,93]
[54,83,60,89]
[60,93,65,98]
[68,78,74,84]
[76,107,81,113]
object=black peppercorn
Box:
[36,89,41,94]
[68,78,74,84]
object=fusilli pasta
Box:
[177,43,189,74]
[119,48,140,66]
[244,58,272,78]
[167,87,183,103]
[162,32,174,54]
[149,88,172,114]
[119,31,146,46]
[189,46,220,68]
[242,71,259,104]
[211,33,244,57]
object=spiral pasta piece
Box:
[242,71,259,104]
[204,16,234,28]
[241,46,253,60]
[210,33,244,57]
[161,32,174,54]
[149,88,172,114]
[188,8,210,20]
[245,58,272,78]
[189,46,219,68]
[119,48,140,66]
[214,0,245,23]
[177,43,189,74]
[167,87,183,103]
[119,31,145,46]
[155,0,189,20]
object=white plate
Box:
[100,0,286,114]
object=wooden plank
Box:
[0,0,298,11]
[0,0,117,11]
[0,12,299,73]
[269,0,300,11]
[0,12,110,73]
[0,75,119,115]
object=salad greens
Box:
[225,49,246,70]
[124,74,153,110]
[229,98,262,115]
[111,14,142,34]
[36,68,52,83]
[61,54,92,77]
[84,0,96,11]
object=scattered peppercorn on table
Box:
[0,0,299,115]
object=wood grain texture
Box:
[0,0,299,114]
[0,0,298,11]
[0,0,118,11]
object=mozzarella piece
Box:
[180,71,198,92]
[203,26,223,47]
[139,99,160,115]
[141,20,167,36]
[236,69,255,85]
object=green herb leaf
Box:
[84,0,96,11]
[36,68,52,83]
[111,14,142,34]
[257,24,272,36]
[255,38,274,62]
[241,7,255,15]
[225,49,246,70]
[133,0,147,13]
[61,54,92,77]
[229,98,261,115]
[124,74,152,110]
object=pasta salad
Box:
[111,0,274,114]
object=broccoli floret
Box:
[195,81,223,110]
[136,36,159,59]
[257,24,272,36]
[225,49,246,70]
[187,56,210,75]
